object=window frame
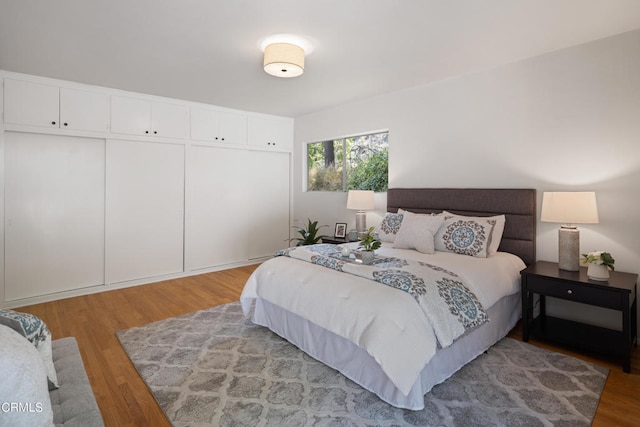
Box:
[304,129,389,193]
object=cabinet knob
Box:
[63,122,68,127]
[567,290,573,295]
[215,137,218,140]
[221,137,225,141]
[145,130,149,134]
[153,131,157,134]
[51,121,57,125]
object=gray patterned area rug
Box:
[117,302,608,427]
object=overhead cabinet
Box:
[190,107,247,145]
[111,95,187,139]
[248,115,294,151]
[3,78,109,132]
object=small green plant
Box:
[290,219,328,246]
[581,251,615,270]
[358,227,381,252]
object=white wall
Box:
[293,29,640,329]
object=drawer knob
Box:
[567,290,573,295]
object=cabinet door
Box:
[187,146,248,269]
[248,116,293,151]
[3,78,59,128]
[60,88,109,132]
[247,151,290,259]
[110,95,151,136]
[219,111,247,145]
[152,101,187,139]
[106,140,185,283]
[190,107,219,142]
[4,132,105,301]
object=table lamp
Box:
[540,192,599,271]
[347,190,375,238]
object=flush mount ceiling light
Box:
[263,42,305,78]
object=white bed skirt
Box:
[250,292,521,410]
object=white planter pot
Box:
[587,262,609,281]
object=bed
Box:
[240,188,536,410]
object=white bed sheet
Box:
[240,243,525,408]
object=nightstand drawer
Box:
[527,276,621,309]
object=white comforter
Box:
[240,242,525,396]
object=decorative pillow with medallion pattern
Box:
[435,215,496,258]
[442,211,506,256]
[375,212,405,243]
[0,309,59,390]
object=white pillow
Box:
[441,211,505,256]
[393,211,444,254]
[0,309,58,390]
[0,325,54,427]
[375,212,405,243]
[435,215,495,258]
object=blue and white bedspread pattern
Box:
[276,244,488,348]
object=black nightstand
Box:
[521,261,637,372]
[321,236,351,245]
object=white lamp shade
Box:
[347,190,375,211]
[540,192,599,224]
[263,42,304,78]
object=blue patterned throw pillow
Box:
[435,216,496,258]
[442,211,505,256]
[0,309,59,390]
[376,212,405,243]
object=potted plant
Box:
[581,250,615,281]
[358,226,381,264]
[290,219,328,246]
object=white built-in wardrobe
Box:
[0,71,292,307]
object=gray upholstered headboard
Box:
[386,188,537,265]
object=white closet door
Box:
[247,150,290,259]
[106,140,185,283]
[4,132,105,301]
[187,146,248,269]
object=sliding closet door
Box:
[4,132,105,301]
[247,150,290,259]
[186,146,248,270]
[105,139,185,284]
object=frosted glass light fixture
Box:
[347,190,375,238]
[263,42,305,78]
[541,192,599,271]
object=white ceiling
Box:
[1,0,640,117]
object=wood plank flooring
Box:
[14,264,639,426]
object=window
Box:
[307,131,388,192]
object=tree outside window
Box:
[307,131,388,192]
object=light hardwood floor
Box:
[14,264,639,426]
